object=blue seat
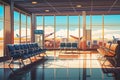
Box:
[7,44,28,67]
[22,44,34,57]
[60,43,65,49]
[71,43,78,49]
[66,43,71,49]
[7,44,21,60]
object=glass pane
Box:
[0,5,4,57]
[86,16,91,29]
[92,15,102,40]
[14,11,20,44]
[69,16,79,43]
[27,16,31,43]
[36,16,43,30]
[104,15,120,43]
[56,16,67,46]
[92,15,102,47]
[44,16,55,49]
[21,14,27,43]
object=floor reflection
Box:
[0,51,120,80]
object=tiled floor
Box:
[0,50,120,80]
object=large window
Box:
[21,14,27,43]
[14,11,31,44]
[0,5,4,57]
[104,15,120,43]
[14,11,20,43]
[44,16,54,49]
[36,15,120,49]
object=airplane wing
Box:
[70,35,82,40]
[45,32,54,38]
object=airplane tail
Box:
[16,34,19,37]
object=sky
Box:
[0,4,120,42]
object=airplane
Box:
[113,36,120,43]
[45,32,54,37]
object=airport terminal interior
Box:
[0,0,120,80]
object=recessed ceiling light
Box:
[76,5,82,8]
[32,1,37,4]
[45,10,50,12]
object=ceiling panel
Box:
[3,0,120,15]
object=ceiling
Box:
[3,0,120,15]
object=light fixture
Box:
[32,1,37,4]
[76,5,82,8]
[45,9,50,12]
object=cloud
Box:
[0,29,3,37]
[92,29,120,39]
[37,26,120,40]
[1,25,120,40]
[36,26,43,30]
[44,26,54,34]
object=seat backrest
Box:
[110,44,118,52]
[19,44,24,49]
[60,43,65,47]
[66,43,71,48]
[23,44,28,49]
[7,44,15,52]
[71,43,77,48]
[109,44,118,55]
[105,43,111,49]
[26,44,31,49]
[34,43,39,47]
[93,40,97,45]
[7,44,17,57]
[14,44,20,50]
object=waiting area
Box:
[1,0,120,80]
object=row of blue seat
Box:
[59,43,78,54]
[60,43,78,49]
[7,43,47,67]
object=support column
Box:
[102,15,104,46]
[82,11,86,40]
[4,0,14,56]
[90,15,92,48]
[54,15,56,49]
[31,13,36,42]
[67,15,69,42]
[82,11,87,50]
[78,15,80,44]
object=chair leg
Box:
[102,58,107,66]
[21,59,25,66]
[8,58,14,68]
[113,58,117,67]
